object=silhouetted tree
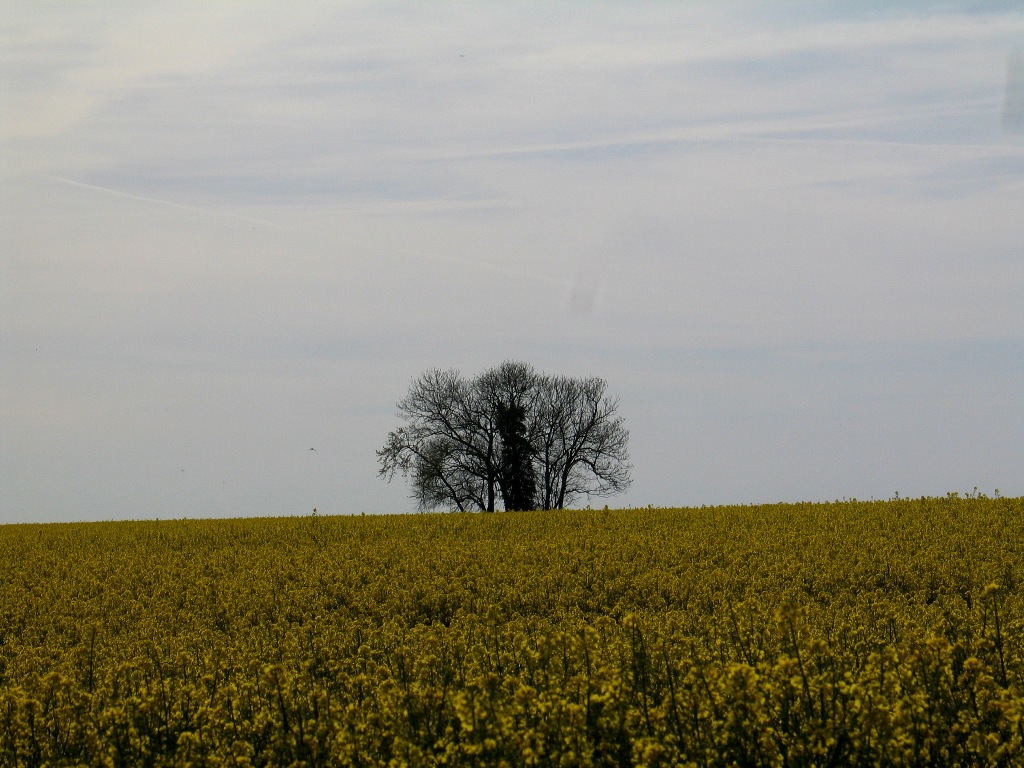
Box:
[378,362,631,511]
[377,368,500,511]
[533,374,632,509]
[486,364,538,511]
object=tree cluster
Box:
[378,362,632,512]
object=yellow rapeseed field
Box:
[2,497,1022,766]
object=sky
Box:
[2,2,1023,523]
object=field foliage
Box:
[2,497,1023,766]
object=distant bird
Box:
[309,448,317,452]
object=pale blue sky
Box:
[2,2,1022,522]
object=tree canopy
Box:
[378,362,632,512]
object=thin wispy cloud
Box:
[36,174,288,229]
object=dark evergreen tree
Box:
[495,398,536,511]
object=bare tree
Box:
[378,363,631,511]
[533,375,632,510]
[377,369,502,512]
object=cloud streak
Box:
[36,174,288,229]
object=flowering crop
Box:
[2,497,1023,766]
